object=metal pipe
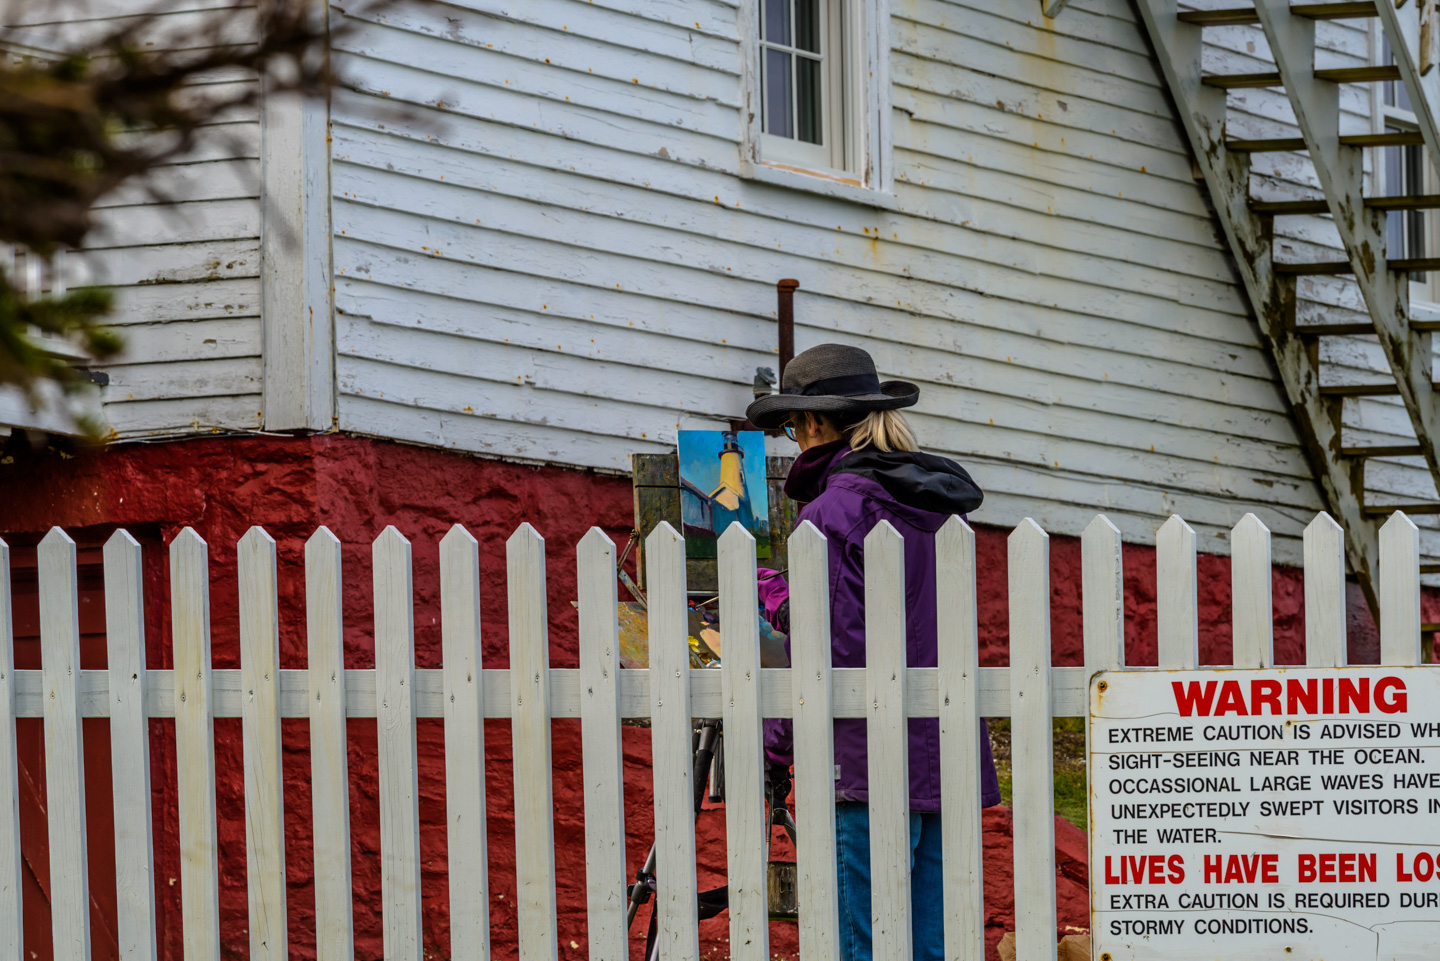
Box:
[777,278,799,379]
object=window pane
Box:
[764,47,793,138]
[762,0,789,46]
[797,55,822,144]
[1406,143,1426,280]
[795,0,820,53]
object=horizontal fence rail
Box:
[0,510,1431,961]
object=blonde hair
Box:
[846,409,918,453]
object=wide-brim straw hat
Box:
[746,343,919,429]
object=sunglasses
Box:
[783,421,798,442]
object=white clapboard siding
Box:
[373,527,423,961]
[506,525,559,961]
[323,0,1358,565]
[306,528,356,961]
[645,523,700,961]
[576,529,626,960]
[38,530,91,961]
[0,541,21,960]
[237,528,287,961]
[441,525,490,961]
[936,517,984,961]
[719,525,767,961]
[104,532,158,961]
[863,522,912,961]
[1008,519,1057,961]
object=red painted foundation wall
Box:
[0,434,1398,960]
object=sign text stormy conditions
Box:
[1090,667,1440,961]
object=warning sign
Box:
[1089,667,1440,961]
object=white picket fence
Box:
[0,509,1429,961]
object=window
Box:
[1379,35,1433,292]
[743,0,890,194]
[759,0,845,172]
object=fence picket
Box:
[1156,515,1199,669]
[719,524,767,961]
[374,527,423,961]
[788,522,839,961]
[39,529,90,961]
[1009,519,1057,961]
[171,528,221,960]
[507,524,558,961]
[441,525,490,961]
[238,528,288,961]
[864,521,911,961]
[0,540,20,961]
[646,522,700,960]
[104,531,157,961]
[577,529,626,959]
[1230,514,1273,668]
[1379,512,1422,666]
[1082,516,1125,673]
[937,517,984,961]
[1303,513,1347,667]
[306,528,355,961]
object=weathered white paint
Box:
[237,528,288,961]
[373,527,423,961]
[1008,519,1056,961]
[935,517,983,961]
[506,525,559,961]
[576,529,626,961]
[1379,512,1423,666]
[1082,515,1125,674]
[786,522,839,961]
[1230,513,1274,669]
[318,0,1363,564]
[170,528,221,961]
[1303,513,1348,667]
[305,528,356,961]
[103,532,158,961]
[719,525,767,961]
[38,531,89,961]
[1156,514,1199,670]
[646,523,700,961]
[863,521,911,961]
[441,525,490,961]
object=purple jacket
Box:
[760,440,1002,812]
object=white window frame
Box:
[739,0,892,200]
[1372,22,1440,306]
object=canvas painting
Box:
[678,429,771,559]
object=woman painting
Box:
[744,343,1002,961]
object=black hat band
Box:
[783,372,881,398]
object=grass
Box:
[989,717,1089,832]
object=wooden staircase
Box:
[1135,0,1440,608]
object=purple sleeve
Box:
[756,568,790,626]
[757,568,794,766]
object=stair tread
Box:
[1252,195,1440,215]
[1314,65,1402,83]
[1228,131,1425,152]
[1178,3,1376,26]
[1275,258,1440,275]
[1319,383,1404,396]
[1363,503,1440,515]
[1203,72,1282,88]
[1341,445,1424,457]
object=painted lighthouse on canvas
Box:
[678,429,770,559]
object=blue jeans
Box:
[834,802,945,961]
